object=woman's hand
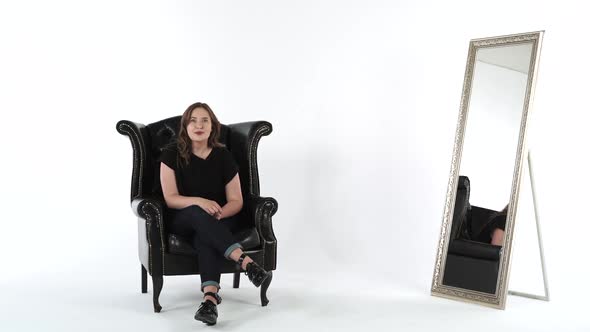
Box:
[196,198,222,216]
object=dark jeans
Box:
[166,205,242,291]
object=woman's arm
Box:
[217,173,243,220]
[160,162,222,215]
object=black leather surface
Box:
[443,253,499,294]
[443,175,502,293]
[448,239,502,261]
[227,121,272,197]
[167,234,196,256]
[117,116,278,279]
[232,227,261,250]
[450,176,471,240]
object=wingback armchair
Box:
[443,175,502,294]
[116,116,278,312]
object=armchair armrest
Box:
[227,121,272,196]
[244,195,278,243]
[448,239,502,261]
[243,195,277,270]
[131,195,167,253]
[116,120,150,200]
[132,195,165,222]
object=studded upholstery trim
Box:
[252,197,278,241]
[227,122,272,196]
[247,124,272,196]
[116,121,147,199]
[143,200,166,274]
[251,196,278,269]
[135,198,167,275]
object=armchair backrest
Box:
[450,175,471,240]
[118,115,272,229]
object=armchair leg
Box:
[141,265,148,293]
[260,271,272,306]
[233,265,241,288]
[152,276,163,313]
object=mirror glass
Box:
[431,32,543,309]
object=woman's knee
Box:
[183,205,208,217]
[170,205,211,228]
[183,205,219,225]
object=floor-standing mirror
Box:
[431,31,544,309]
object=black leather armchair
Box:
[116,116,278,312]
[442,176,502,294]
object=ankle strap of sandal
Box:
[204,292,222,305]
[237,253,247,270]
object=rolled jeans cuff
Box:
[224,243,243,259]
[201,281,220,292]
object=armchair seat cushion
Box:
[448,239,502,261]
[167,227,261,256]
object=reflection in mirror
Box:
[444,42,533,294]
[431,32,543,309]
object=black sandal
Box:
[237,253,270,287]
[203,291,222,305]
[195,298,218,325]
[237,253,248,270]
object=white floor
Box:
[1,265,587,332]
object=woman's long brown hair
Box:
[177,102,224,166]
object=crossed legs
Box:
[167,205,256,304]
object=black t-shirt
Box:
[159,145,239,207]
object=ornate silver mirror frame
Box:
[431,31,544,309]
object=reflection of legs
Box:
[491,228,504,246]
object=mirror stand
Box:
[431,31,545,308]
[508,150,550,302]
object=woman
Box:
[488,205,507,246]
[160,102,270,326]
[472,204,507,246]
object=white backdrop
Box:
[1,0,589,330]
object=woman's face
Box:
[187,107,212,144]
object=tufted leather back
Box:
[450,175,471,240]
[143,116,234,197]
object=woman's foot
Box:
[194,292,221,325]
[237,253,271,287]
[245,261,271,287]
[194,300,217,325]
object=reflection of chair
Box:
[443,176,502,294]
[116,116,278,312]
